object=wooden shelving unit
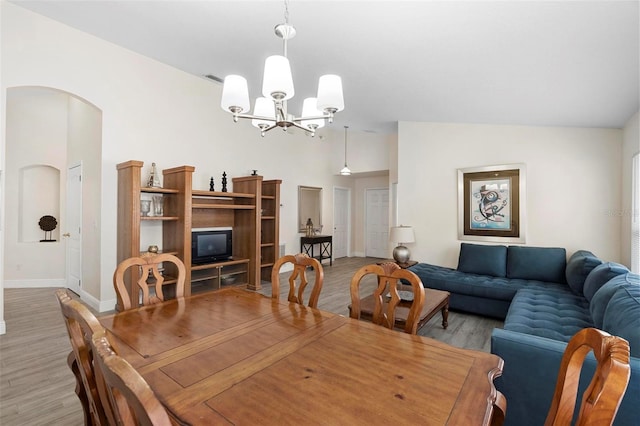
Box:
[116,161,280,308]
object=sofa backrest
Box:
[565,250,603,295]
[506,246,566,283]
[457,243,508,277]
[598,273,640,358]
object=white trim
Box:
[0,321,6,335]
[4,278,65,288]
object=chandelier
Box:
[220,0,344,137]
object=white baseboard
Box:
[0,320,6,335]
[4,278,66,288]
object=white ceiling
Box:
[10,0,639,134]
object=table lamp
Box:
[390,225,415,264]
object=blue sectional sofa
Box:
[408,244,640,426]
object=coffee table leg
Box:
[441,303,449,329]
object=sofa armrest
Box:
[491,328,640,426]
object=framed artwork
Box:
[457,164,526,243]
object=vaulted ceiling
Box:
[10,0,639,134]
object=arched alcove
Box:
[3,86,102,297]
[19,165,60,242]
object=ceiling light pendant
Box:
[220,0,344,137]
[340,126,352,176]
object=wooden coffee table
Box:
[354,287,450,332]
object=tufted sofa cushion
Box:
[503,286,592,342]
[602,274,640,358]
[565,250,602,295]
[506,246,567,283]
[457,243,507,277]
[582,262,629,301]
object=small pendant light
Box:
[340,126,352,176]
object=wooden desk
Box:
[99,288,503,425]
[300,234,332,266]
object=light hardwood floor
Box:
[0,256,503,426]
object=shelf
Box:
[192,204,255,210]
[260,263,274,268]
[261,216,275,220]
[261,243,274,248]
[192,190,255,199]
[140,216,180,221]
[262,195,276,200]
[141,187,179,194]
[191,258,250,271]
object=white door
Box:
[365,188,389,258]
[66,164,82,294]
[333,187,350,259]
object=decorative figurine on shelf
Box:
[147,162,161,188]
[209,177,215,191]
[306,218,314,237]
[251,169,258,176]
[221,171,228,192]
[39,215,58,242]
[147,245,159,254]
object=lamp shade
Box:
[340,166,352,176]
[251,97,275,128]
[301,97,325,130]
[221,75,250,113]
[316,74,344,112]
[262,55,295,100]
[389,226,415,244]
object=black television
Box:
[191,229,233,265]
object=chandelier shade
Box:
[252,97,276,129]
[219,0,344,137]
[262,55,295,100]
[317,75,345,113]
[220,75,250,114]
[301,98,325,130]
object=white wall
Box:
[1,2,387,314]
[5,88,68,284]
[398,121,624,268]
[622,112,640,267]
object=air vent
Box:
[204,74,224,83]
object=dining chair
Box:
[55,288,109,426]
[90,329,172,426]
[544,327,631,426]
[114,253,186,311]
[349,262,426,334]
[271,253,324,308]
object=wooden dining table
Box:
[99,287,504,425]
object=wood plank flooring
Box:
[0,256,503,425]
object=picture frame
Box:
[457,164,526,243]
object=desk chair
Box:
[349,262,426,334]
[56,289,109,426]
[91,330,172,426]
[114,253,186,311]
[545,327,631,426]
[271,253,324,308]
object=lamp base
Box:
[392,245,411,264]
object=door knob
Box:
[62,233,71,237]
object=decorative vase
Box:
[140,200,151,217]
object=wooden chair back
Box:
[350,262,426,334]
[271,253,324,308]
[55,288,109,426]
[545,327,631,426]
[91,330,172,426]
[114,253,186,311]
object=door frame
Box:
[66,162,82,295]
[332,186,351,259]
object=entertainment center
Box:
[116,160,281,310]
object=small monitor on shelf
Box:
[191,228,232,265]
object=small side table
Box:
[300,235,333,266]
[376,260,418,269]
